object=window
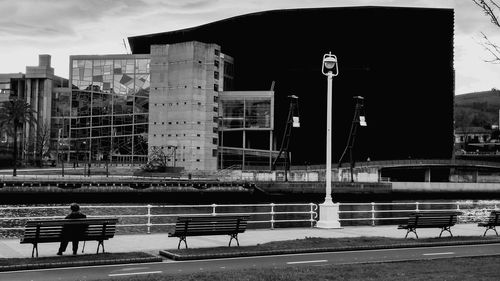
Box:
[214,96,218,102]
[213,117,218,123]
[196,159,200,162]
[197,134,201,137]
[196,147,200,150]
[214,71,219,80]
[214,60,219,68]
[215,49,220,56]
[213,107,218,112]
[213,127,218,133]
[213,138,218,145]
[214,84,219,91]
[212,149,218,157]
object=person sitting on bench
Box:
[57,203,87,255]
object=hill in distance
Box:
[455,89,500,129]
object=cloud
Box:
[0,0,152,38]
[0,22,74,37]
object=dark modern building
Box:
[129,6,455,166]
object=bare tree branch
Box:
[480,32,500,63]
[473,0,500,27]
[473,1,500,63]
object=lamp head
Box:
[322,52,339,76]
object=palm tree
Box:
[0,98,36,176]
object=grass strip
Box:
[161,236,500,260]
[108,255,500,281]
[0,252,161,272]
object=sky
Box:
[0,0,499,95]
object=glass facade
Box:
[218,91,275,169]
[220,97,272,130]
[65,56,150,163]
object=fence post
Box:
[415,202,419,212]
[270,203,275,230]
[456,201,460,211]
[310,203,315,228]
[212,204,217,216]
[371,202,376,226]
[146,204,152,234]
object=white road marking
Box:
[423,252,455,256]
[108,271,162,277]
[113,267,150,272]
[287,259,328,265]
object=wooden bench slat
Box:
[20,218,118,257]
[478,211,500,236]
[398,212,460,238]
[169,215,249,249]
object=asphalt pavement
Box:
[1,243,499,281]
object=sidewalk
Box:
[0,223,488,259]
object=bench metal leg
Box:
[178,236,187,249]
[31,243,38,258]
[439,226,452,238]
[97,240,105,254]
[405,228,418,239]
[228,234,239,247]
[483,226,499,237]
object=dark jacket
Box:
[62,211,87,239]
[66,211,86,220]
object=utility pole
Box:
[337,96,367,182]
[272,95,300,181]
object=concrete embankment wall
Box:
[255,182,391,195]
[392,182,500,193]
[222,167,380,183]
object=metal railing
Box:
[337,201,500,226]
[0,203,318,234]
[1,201,499,234]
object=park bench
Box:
[398,211,461,239]
[478,210,500,236]
[20,218,118,257]
[169,215,249,249]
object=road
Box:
[1,244,500,281]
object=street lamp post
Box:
[316,52,341,229]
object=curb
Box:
[160,240,500,261]
[0,256,162,272]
